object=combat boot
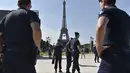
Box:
[55,69,57,73]
[59,69,62,73]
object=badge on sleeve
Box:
[99,10,103,15]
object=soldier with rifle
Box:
[0,0,42,73]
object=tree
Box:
[40,38,53,52]
[40,39,46,51]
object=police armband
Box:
[98,8,110,18]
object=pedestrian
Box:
[53,40,63,73]
[96,0,130,73]
[71,32,81,73]
[0,0,42,73]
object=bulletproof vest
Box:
[3,8,34,47]
[70,38,78,51]
[99,7,130,46]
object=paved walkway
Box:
[35,54,100,73]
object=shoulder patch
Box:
[99,10,103,15]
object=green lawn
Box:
[40,52,48,56]
[40,52,66,56]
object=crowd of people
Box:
[0,0,130,73]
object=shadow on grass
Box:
[79,64,98,67]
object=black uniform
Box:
[98,6,130,73]
[93,46,99,63]
[0,8,40,73]
[66,39,72,73]
[71,38,81,73]
[53,43,63,72]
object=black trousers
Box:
[94,53,99,62]
[98,59,130,73]
[98,46,130,73]
[72,53,80,73]
[2,46,37,73]
[66,52,72,72]
[54,56,62,70]
[2,63,36,73]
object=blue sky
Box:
[0,0,130,44]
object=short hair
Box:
[75,32,79,36]
[99,0,116,5]
[57,39,61,42]
[18,0,31,7]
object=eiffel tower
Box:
[58,0,69,46]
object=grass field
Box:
[40,52,66,56]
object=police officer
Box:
[53,40,63,73]
[96,0,130,73]
[71,32,81,73]
[0,0,42,73]
[93,46,99,63]
[66,38,73,73]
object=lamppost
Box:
[90,37,94,52]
